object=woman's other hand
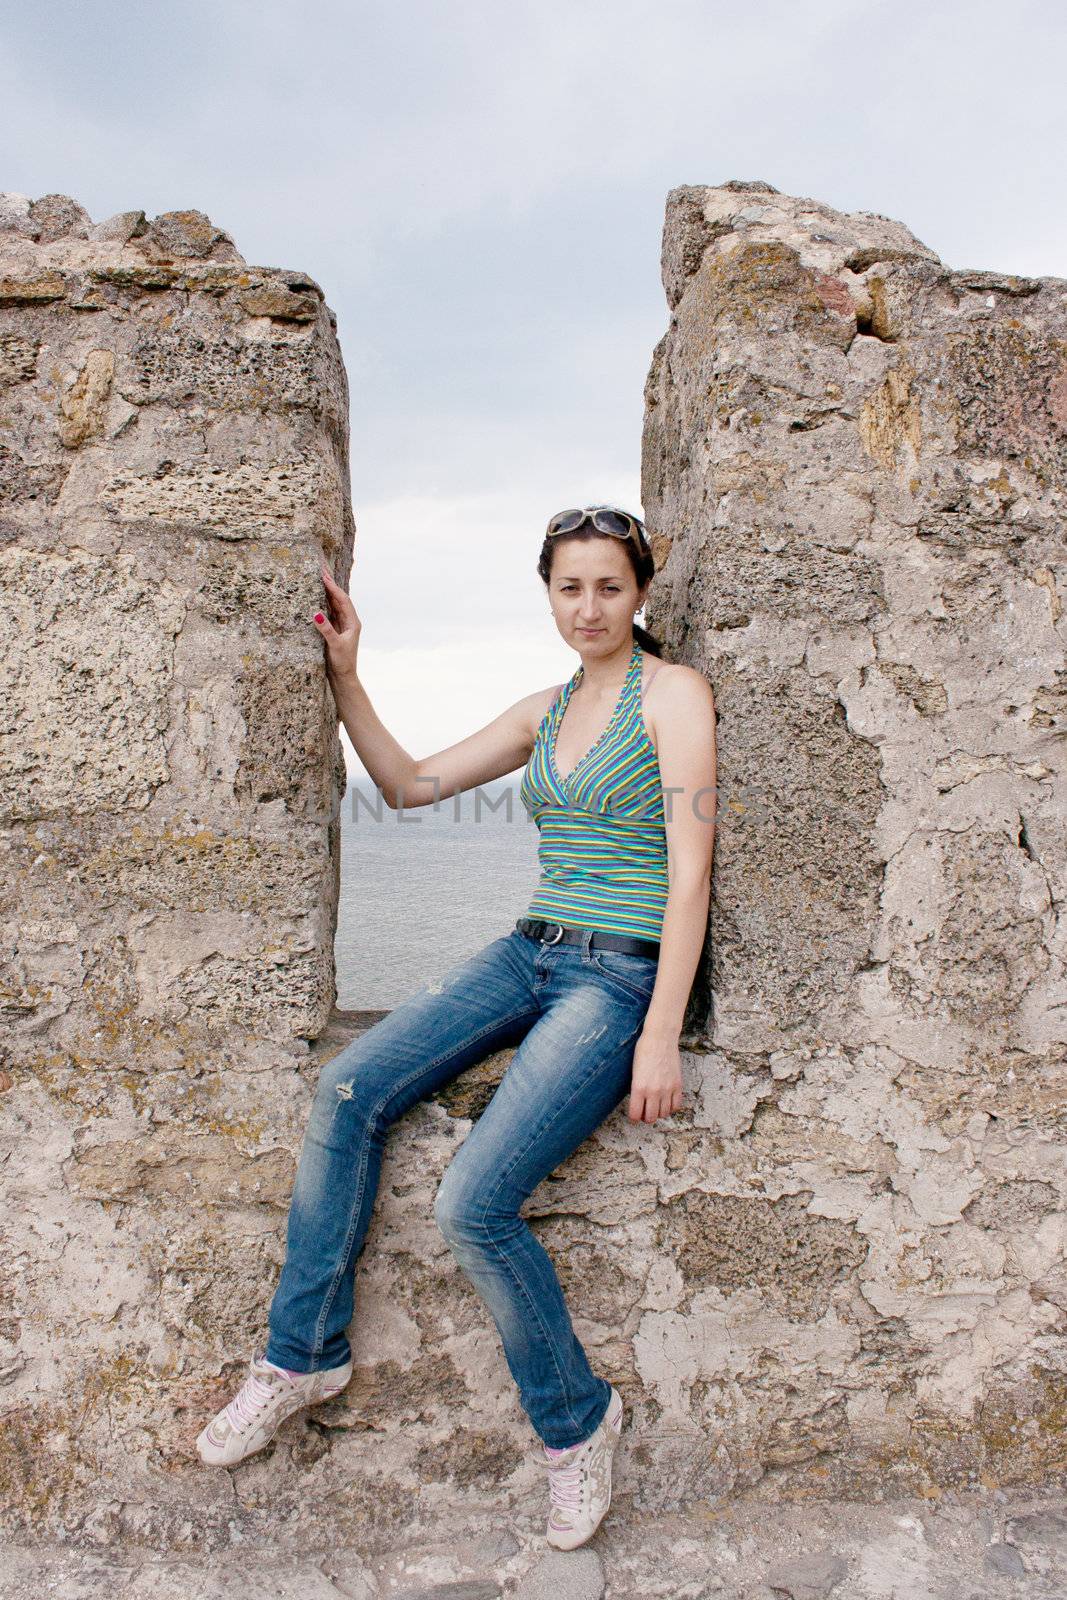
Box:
[314,562,361,682]
[628,1030,684,1123]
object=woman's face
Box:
[547,537,650,653]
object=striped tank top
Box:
[519,637,669,940]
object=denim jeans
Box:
[264,922,659,1449]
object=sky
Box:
[3,0,1065,778]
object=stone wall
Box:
[2,183,1064,1557]
[641,181,1066,1494]
[0,195,369,1545]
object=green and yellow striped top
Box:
[519,638,669,940]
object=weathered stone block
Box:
[640,179,1067,1497]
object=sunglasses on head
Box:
[545,506,649,547]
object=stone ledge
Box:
[3,1480,1065,1598]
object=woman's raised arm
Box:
[314,562,548,810]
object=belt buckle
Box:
[542,922,564,946]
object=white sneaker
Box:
[196,1350,353,1467]
[543,1384,624,1549]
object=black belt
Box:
[516,916,659,960]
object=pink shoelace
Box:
[544,1439,591,1514]
[222,1361,296,1431]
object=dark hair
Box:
[536,512,668,659]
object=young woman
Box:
[196,505,717,1550]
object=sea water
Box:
[335,778,541,1009]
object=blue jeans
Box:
[264,923,658,1449]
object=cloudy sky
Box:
[3,1,1064,777]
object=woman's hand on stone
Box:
[628,1033,684,1123]
[314,562,361,681]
